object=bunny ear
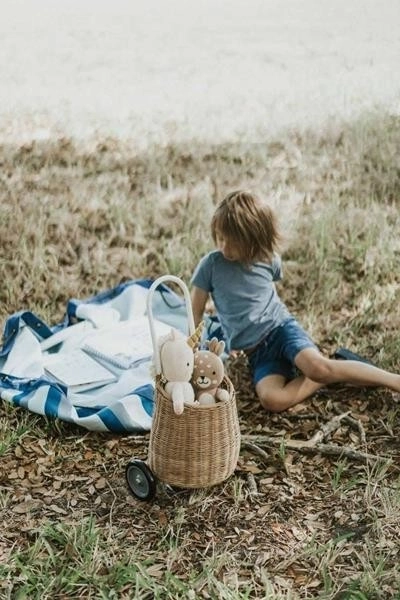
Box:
[187,320,204,350]
[208,337,225,355]
[216,340,226,355]
[207,337,218,352]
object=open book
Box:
[82,316,172,369]
[44,349,117,392]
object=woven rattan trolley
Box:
[125,275,241,501]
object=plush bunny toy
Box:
[159,328,196,415]
[192,338,230,405]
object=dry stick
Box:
[307,411,351,446]
[242,436,389,463]
[242,412,389,463]
[242,438,387,462]
[343,414,367,445]
[280,412,319,420]
[121,434,150,443]
[243,441,269,463]
[246,472,259,496]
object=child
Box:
[190,190,400,412]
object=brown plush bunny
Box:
[192,337,230,405]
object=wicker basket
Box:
[146,275,241,489]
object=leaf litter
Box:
[1,355,399,597]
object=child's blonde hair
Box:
[211,190,281,263]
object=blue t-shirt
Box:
[191,250,291,351]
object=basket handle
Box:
[146,275,195,374]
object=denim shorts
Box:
[247,318,318,384]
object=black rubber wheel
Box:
[125,460,156,501]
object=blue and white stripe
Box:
[0,279,191,433]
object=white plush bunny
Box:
[159,328,196,415]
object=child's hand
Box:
[205,298,216,315]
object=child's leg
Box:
[250,319,326,411]
[255,348,400,413]
[250,318,400,412]
[295,347,400,392]
[256,373,324,412]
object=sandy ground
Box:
[1,0,399,146]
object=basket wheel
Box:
[125,460,156,501]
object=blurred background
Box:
[1,0,399,146]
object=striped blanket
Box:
[0,279,198,434]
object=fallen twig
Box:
[243,441,269,463]
[122,434,150,443]
[246,472,259,496]
[242,436,390,463]
[343,414,367,445]
[307,411,351,446]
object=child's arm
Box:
[191,286,209,327]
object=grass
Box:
[0,111,400,599]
